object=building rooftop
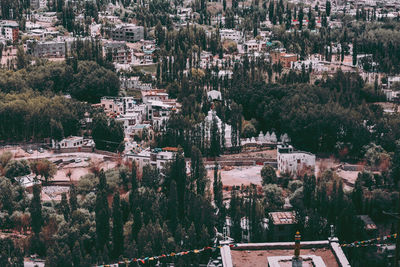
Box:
[269,211,296,225]
[221,240,350,267]
[357,215,378,230]
[231,248,338,267]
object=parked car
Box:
[27,149,34,154]
[75,158,82,163]
[38,147,44,153]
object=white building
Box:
[99,96,137,115]
[30,0,48,9]
[388,76,400,89]
[51,136,95,153]
[219,29,242,43]
[126,148,176,173]
[203,109,234,148]
[277,144,315,176]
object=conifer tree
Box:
[69,184,78,212]
[30,184,42,235]
[60,192,70,222]
[112,193,123,259]
[191,146,207,195]
[95,170,110,251]
[213,162,223,210]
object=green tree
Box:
[141,164,159,189]
[326,0,331,17]
[4,159,30,180]
[191,146,207,195]
[112,193,123,259]
[167,180,178,231]
[210,115,221,157]
[353,38,358,66]
[261,165,277,186]
[0,177,14,214]
[213,162,223,210]
[30,159,57,183]
[131,161,138,191]
[263,184,284,210]
[69,184,78,212]
[95,170,110,251]
[91,113,125,152]
[30,184,42,235]
[16,46,28,70]
[391,141,400,186]
[72,241,83,267]
[60,192,70,222]
[70,61,119,103]
[303,174,316,208]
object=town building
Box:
[103,41,133,64]
[27,40,65,58]
[219,235,351,267]
[277,144,315,176]
[30,0,48,10]
[219,29,242,43]
[388,76,400,89]
[32,12,57,23]
[268,211,296,242]
[271,49,298,68]
[141,90,169,104]
[243,40,266,53]
[120,76,152,91]
[126,148,177,173]
[0,20,19,42]
[207,90,222,101]
[52,136,95,153]
[111,24,144,43]
[99,96,137,115]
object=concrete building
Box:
[111,24,144,43]
[0,20,19,42]
[52,136,94,153]
[32,12,57,23]
[126,148,177,173]
[277,144,315,176]
[103,41,133,64]
[271,50,298,68]
[27,40,65,58]
[30,0,48,9]
[100,96,137,115]
[219,29,242,43]
[220,237,350,267]
[141,90,169,104]
[120,76,152,91]
[268,211,296,242]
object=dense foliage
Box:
[0,60,119,103]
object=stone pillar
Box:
[292,231,302,267]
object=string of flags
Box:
[96,243,239,266]
[95,234,399,266]
[341,233,397,248]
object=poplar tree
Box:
[213,162,223,210]
[30,184,42,235]
[191,146,207,195]
[95,170,110,251]
[112,193,123,259]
